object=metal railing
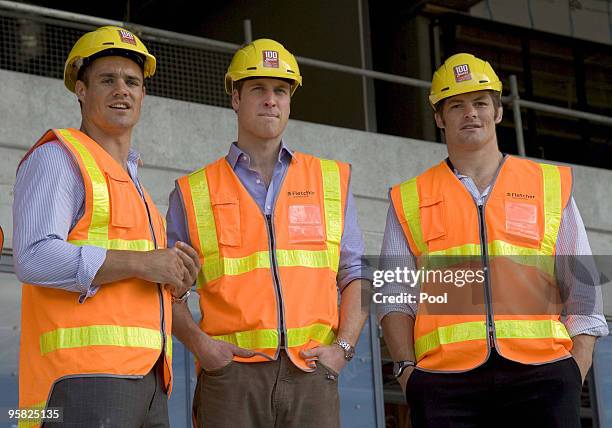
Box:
[506,75,612,157]
[0,0,611,158]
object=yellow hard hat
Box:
[64,26,156,93]
[225,38,302,96]
[429,53,502,108]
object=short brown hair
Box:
[232,77,294,97]
[435,90,502,117]
[233,79,246,95]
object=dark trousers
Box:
[193,350,340,428]
[44,357,169,428]
[406,350,582,428]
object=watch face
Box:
[393,363,401,378]
[393,361,414,377]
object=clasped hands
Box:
[141,241,201,299]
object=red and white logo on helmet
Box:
[453,64,472,82]
[118,29,137,46]
[262,50,279,68]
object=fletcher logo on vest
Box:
[287,190,315,198]
[506,192,536,200]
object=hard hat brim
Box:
[224,71,302,96]
[429,81,502,109]
[64,48,156,93]
[63,26,156,93]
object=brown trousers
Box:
[193,351,340,428]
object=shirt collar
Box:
[448,153,507,180]
[127,148,141,167]
[226,141,295,169]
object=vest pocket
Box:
[504,200,540,241]
[288,204,325,244]
[419,195,446,242]
[212,196,241,247]
[107,174,136,228]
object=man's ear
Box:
[231,89,240,113]
[434,111,445,129]
[74,80,86,104]
[494,106,503,124]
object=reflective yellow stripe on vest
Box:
[421,241,555,276]
[320,159,342,269]
[191,159,343,287]
[414,319,570,360]
[212,322,336,350]
[399,178,428,254]
[40,325,170,357]
[399,163,563,275]
[67,239,155,251]
[540,163,562,256]
[56,129,155,252]
[188,168,222,285]
[56,129,108,243]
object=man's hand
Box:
[163,241,201,298]
[93,243,199,287]
[195,335,254,372]
[570,334,597,384]
[397,366,415,394]
[572,354,592,384]
[133,241,200,297]
[300,344,347,374]
[136,247,186,287]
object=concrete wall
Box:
[2,68,611,312]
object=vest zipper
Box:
[447,156,506,351]
[265,214,287,349]
[234,158,290,356]
[477,204,495,348]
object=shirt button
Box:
[256,179,261,184]
[266,205,271,210]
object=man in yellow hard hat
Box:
[13,26,200,427]
[377,53,608,427]
[166,38,371,427]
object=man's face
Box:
[232,78,291,141]
[75,55,145,134]
[434,90,502,150]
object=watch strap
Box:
[334,338,355,361]
[394,360,416,378]
[171,289,191,304]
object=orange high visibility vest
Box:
[177,152,349,371]
[390,156,573,372]
[18,129,172,427]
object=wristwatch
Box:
[393,360,416,378]
[171,289,191,304]
[333,338,356,361]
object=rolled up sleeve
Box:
[556,197,609,337]
[376,203,419,322]
[337,182,373,292]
